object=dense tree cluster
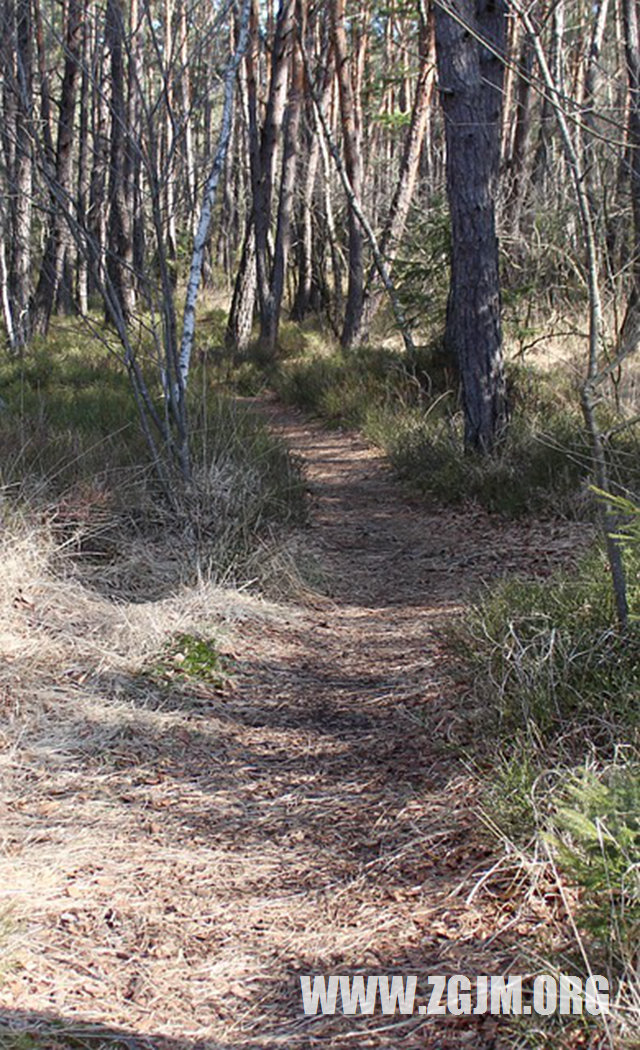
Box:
[0,0,638,457]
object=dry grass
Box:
[0,517,310,1045]
[0,405,608,1050]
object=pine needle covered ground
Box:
[0,399,595,1050]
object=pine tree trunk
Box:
[260,12,303,352]
[250,0,294,330]
[291,116,321,321]
[31,0,83,338]
[105,0,134,322]
[331,0,364,347]
[361,6,435,335]
[291,52,334,322]
[435,0,508,452]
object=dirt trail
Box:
[1,401,588,1050]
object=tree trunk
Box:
[31,0,83,338]
[0,226,15,348]
[291,32,334,322]
[260,7,303,352]
[318,120,344,331]
[504,16,536,231]
[532,0,565,189]
[76,1,92,315]
[621,0,640,347]
[129,0,145,287]
[250,0,294,330]
[105,0,134,323]
[178,0,251,396]
[163,0,178,274]
[331,0,365,347]
[361,5,435,334]
[178,0,196,231]
[10,0,33,346]
[581,0,610,236]
[435,0,508,452]
[226,222,257,353]
[0,1,17,184]
[88,18,109,296]
[291,108,322,321]
[33,0,55,172]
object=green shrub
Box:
[153,632,231,688]
[546,763,640,962]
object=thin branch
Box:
[297,31,416,354]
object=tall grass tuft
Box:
[0,320,307,597]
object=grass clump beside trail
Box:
[462,549,640,740]
[0,319,307,596]
[272,343,640,518]
[455,506,640,1043]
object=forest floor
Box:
[0,397,590,1050]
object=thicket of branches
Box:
[0,1,638,543]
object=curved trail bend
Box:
[209,398,582,1049]
[1,399,586,1050]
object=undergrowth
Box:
[0,319,307,596]
[272,344,640,518]
[461,550,640,741]
[154,632,231,688]
[456,505,640,1044]
[0,1024,136,1049]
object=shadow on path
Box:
[0,400,589,1049]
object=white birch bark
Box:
[0,235,15,349]
[178,0,251,396]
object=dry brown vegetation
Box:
[0,399,601,1050]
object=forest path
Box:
[181,395,579,1049]
[1,399,586,1050]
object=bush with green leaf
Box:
[546,763,640,965]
